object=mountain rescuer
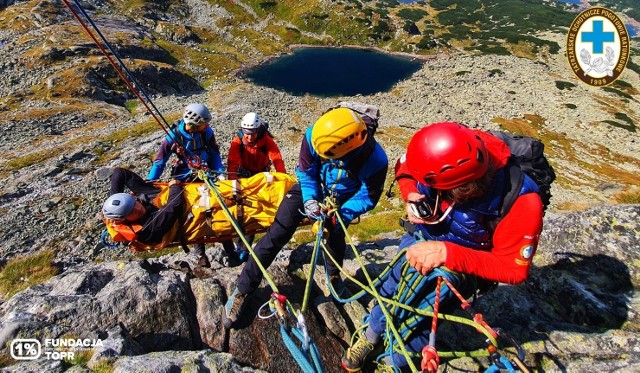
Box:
[147,103,224,182]
[341,122,544,371]
[225,112,287,261]
[223,107,389,328]
[146,103,233,266]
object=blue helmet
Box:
[102,193,136,220]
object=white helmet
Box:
[183,103,212,126]
[241,112,263,131]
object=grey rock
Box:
[112,350,260,373]
[88,324,144,368]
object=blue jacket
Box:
[415,167,540,249]
[147,120,224,181]
[296,126,388,223]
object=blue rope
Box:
[100,230,119,249]
[291,327,324,373]
[280,324,324,373]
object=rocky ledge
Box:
[0,204,638,372]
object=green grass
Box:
[602,120,636,132]
[1,148,63,173]
[124,100,139,114]
[397,8,428,22]
[349,210,404,242]
[90,358,116,373]
[102,119,162,143]
[0,250,59,298]
[555,81,576,91]
[64,349,93,367]
[614,188,640,204]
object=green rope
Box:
[205,174,500,368]
[301,221,325,313]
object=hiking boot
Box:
[374,362,396,373]
[341,334,375,372]
[197,254,211,268]
[224,252,243,268]
[223,287,246,329]
[235,247,249,263]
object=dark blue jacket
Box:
[415,168,540,249]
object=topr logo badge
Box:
[566,7,630,87]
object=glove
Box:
[217,174,226,181]
[171,143,186,157]
[304,199,322,220]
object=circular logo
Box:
[521,245,534,260]
[566,7,630,87]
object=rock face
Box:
[0,205,638,372]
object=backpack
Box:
[488,130,556,214]
[331,101,380,135]
[323,102,381,176]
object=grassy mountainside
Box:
[0,0,639,259]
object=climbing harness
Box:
[309,197,530,372]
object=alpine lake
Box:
[240,47,424,97]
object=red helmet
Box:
[406,122,488,190]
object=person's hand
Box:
[168,179,179,187]
[304,199,322,220]
[406,192,429,224]
[171,143,186,157]
[217,174,226,181]
[405,241,447,276]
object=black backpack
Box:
[488,130,556,215]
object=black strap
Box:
[488,160,524,232]
[399,217,417,235]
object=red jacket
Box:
[227,134,286,180]
[396,130,543,284]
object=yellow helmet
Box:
[311,108,368,159]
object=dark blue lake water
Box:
[241,47,424,97]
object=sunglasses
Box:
[242,128,258,135]
[407,191,455,225]
[186,120,208,127]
